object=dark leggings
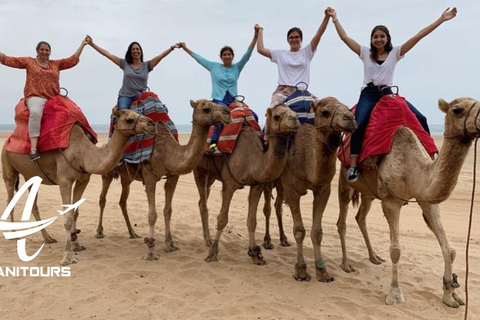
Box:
[350,86,430,156]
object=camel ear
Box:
[190,99,197,109]
[112,107,120,118]
[310,101,318,112]
[266,108,272,119]
[438,99,449,114]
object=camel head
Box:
[439,97,480,141]
[190,99,232,127]
[311,97,357,133]
[266,105,301,134]
[111,108,157,136]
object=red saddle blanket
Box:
[205,100,263,153]
[5,96,97,154]
[338,95,438,168]
[109,91,178,164]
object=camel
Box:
[1,109,156,265]
[96,99,232,261]
[336,97,480,307]
[262,97,357,282]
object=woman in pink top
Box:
[0,38,88,160]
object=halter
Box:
[314,105,339,130]
[115,113,142,132]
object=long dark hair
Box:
[125,41,144,64]
[370,25,392,62]
[287,27,303,41]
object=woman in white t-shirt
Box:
[327,7,457,182]
[257,10,331,137]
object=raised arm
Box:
[179,42,193,56]
[310,11,331,52]
[149,43,181,70]
[400,7,457,56]
[0,50,4,63]
[86,35,121,67]
[179,42,213,71]
[73,36,89,60]
[327,7,361,56]
[248,24,260,49]
[256,24,270,58]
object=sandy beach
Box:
[0,131,479,320]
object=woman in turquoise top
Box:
[179,25,260,152]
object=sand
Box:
[0,132,479,320]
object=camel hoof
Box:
[73,245,86,252]
[204,239,213,247]
[262,237,274,250]
[95,233,105,239]
[164,243,179,252]
[443,292,464,308]
[316,267,334,283]
[340,262,356,273]
[294,263,311,282]
[385,288,405,305]
[129,232,141,239]
[369,254,385,265]
[143,252,159,261]
[45,237,57,244]
[205,255,218,263]
[248,246,267,265]
[279,238,291,247]
[60,255,77,266]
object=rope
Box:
[33,160,57,185]
[59,149,88,174]
[464,137,478,320]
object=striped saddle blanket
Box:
[109,91,178,165]
[284,88,315,125]
[205,100,263,153]
[5,96,97,154]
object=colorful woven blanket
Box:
[338,95,438,168]
[110,91,178,165]
[205,100,263,153]
[5,96,97,154]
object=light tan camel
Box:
[194,104,300,264]
[1,109,156,265]
[263,97,357,282]
[96,99,231,261]
[336,97,480,307]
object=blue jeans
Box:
[350,86,430,156]
[117,95,140,110]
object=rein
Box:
[444,101,480,140]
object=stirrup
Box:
[30,150,40,161]
[346,167,359,182]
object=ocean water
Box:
[0,123,445,135]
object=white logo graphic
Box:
[0,176,85,262]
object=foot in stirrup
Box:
[30,150,40,161]
[209,143,222,156]
[346,167,359,182]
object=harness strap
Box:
[59,149,89,174]
[33,160,57,185]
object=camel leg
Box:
[382,200,405,305]
[247,185,266,265]
[2,150,18,223]
[58,178,76,265]
[418,202,464,308]
[163,175,179,252]
[274,180,290,247]
[337,172,356,272]
[119,175,140,239]
[143,176,159,261]
[262,183,274,250]
[31,191,56,243]
[96,171,114,239]
[70,176,90,252]
[289,192,311,281]
[194,169,215,247]
[312,188,334,282]
[205,184,235,262]
[356,194,385,265]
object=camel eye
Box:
[274,115,280,121]
[322,110,330,117]
[452,107,463,115]
[202,107,211,113]
[125,117,134,123]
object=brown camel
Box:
[263,97,357,282]
[96,99,231,260]
[194,104,302,265]
[1,109,156,265]
[336,97,480,307]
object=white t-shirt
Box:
[270,43,316,87]
[359,45,404,90]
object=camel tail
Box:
[352,190,360,208]
[15,178,19,192]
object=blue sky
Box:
[0,0,477,126]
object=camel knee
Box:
[294,226,306,243]
[312,228,323,245]
[64,216,74,232]
[148,212,157,226]
[449,247,456,263]
[339,190,352,204]
[216,215,228,231]
[390,247,401,264]
[164,208,172,219]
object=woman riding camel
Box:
[0,38,88,160]
[257,9,331,139]
[326,7,457,182]
[179,24,260,154]
[86,36,180,110]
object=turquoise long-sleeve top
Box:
[191,48,253,101]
